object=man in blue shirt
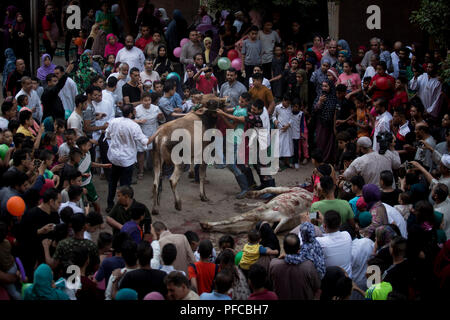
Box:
[199,271,233,300]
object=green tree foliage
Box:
[410,0,450,49]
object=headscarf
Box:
[165,10,187,51]
[158,8,169,23]
[24,264,70,300]
[327,67,339,84]
[362,184,382,210]
[43,116,54,132]
[375,225,398,249]
[154,44,172,75]
[36,54,56,81]
[14,12,26,33]
[74,52,97,94]
[285,222,326,278]
[2,48,16,89]
[4,5,18,26]
[115,288,138,300]
[314,79,337,125]
[143,291,165,300]
[337,39,352,60]
[255,221,280,252]
[203,37,212,64]
[104,33,124,58]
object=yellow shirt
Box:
[239,243,262,270]
[16,125,35,140]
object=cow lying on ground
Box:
[152,94,227,215]
[200,186,313,234]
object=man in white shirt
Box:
[67,94,88,137]
[58,185,85,215]
[409,62,442,115]
[91,88,115,142]
[115,35,145,73]
[390,41,402,79]
[54,66,78,112]
[140,59,160,90]
[107,63,130,105]
[373,98,392,151]
[15,76,42,122]
[105,104,153,210]
[316,210,353,278]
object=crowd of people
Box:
[0,0,449,301]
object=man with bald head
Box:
[321,39,338,66]
[6,59,30,97]
[361,37,381,71]
[115,35,146,73]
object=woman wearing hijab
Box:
[83,49,103,75]
[2,48,16,94]
[203,37,217,65]
[291,69,309,107]
[165,9,188,57]
[254,221,280,272]
[158,8,170,27]
[37,54,56,84]
[313,79,337,163]
[2,5,18,51]
[73,52,98,94]
[23,264,70,300]
[285,222,326,278]
[11,12,28,61]
[104,33,123,58]
[337,39,352,60]
[367,225,399,273]
[218,249,251,300]
[360,184,389,239]
[153,45,174,77]
[311,35,324,65]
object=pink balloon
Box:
[231,58,242,70]
[180,38,189,47]
[173,47,182,58]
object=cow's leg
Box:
[188,163,195,179]
[274,217,291,234]
[170,164,183,211]
[199,163,208,202]
[152,153,162,215]
[247,187,293,199]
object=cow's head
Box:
[194,99,223,128]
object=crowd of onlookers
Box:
[0,0,449,300]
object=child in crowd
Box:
[76,136,112,213]
[39,149,62,188]
[61,169,86,209]
[194,65,218,95]
[394,192,412,221]
[84,212,104,241]
[0,222,22,299]
[239,229,279,277]
[97,232,113,263]
[103,54,116,78]
[60,147,83,190]
[183,65,197,91]
[335,131,352,171]
[354,93,371,138]
[272,94,294,169]
[160,243,186,276]
[55,119,66,147]
[389,76,408,112]
[31,76,44,98]
[58,129,77,161]
[291,99,309,168]
[188,239,219,295]
[242,26,262,80]
[120,206,145,244]
[17,95,29,112]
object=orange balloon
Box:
[6,196,26,217]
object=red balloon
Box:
[7,196,25,217]
[375,77,391,90]
[227,49,239,61]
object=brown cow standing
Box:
[152,95,227,215]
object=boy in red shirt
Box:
[188,239,218,295]
[194,66,218,95]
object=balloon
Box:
[15,257,26,281]
[218,57,231,70]
[64,109,72,120]
[180,38,189,47]
[375,77,391,90]
[231,58,242,70]
[227,49,239,61]
[235,251,243,266]
[167,72,181,82]
[0,144,9,160]
[6,196,26,217]
[173,47,182,58]
[21,283,32,298]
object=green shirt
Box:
[310,199,354,224]
[228,105,247,145]
[95,11,114,34]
